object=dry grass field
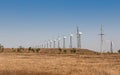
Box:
[0,52,120,75]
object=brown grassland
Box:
[0,49,120,75]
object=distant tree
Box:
[118,49,120,53]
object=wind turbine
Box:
[70,34,73,48]
[77,26,82,48]
[42,44,44,48]
[77,26,79,48]
[50,40,53,48]
[110,41,113,53]
[53,39,56,48]
[58,37,61,48]
[46,41,49,48]
[63,36,67,48]
[44,41,46,48]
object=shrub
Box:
[58,48,62,54]
[17,48,21,52]
[118,49,120,53]
[63,50,67,54]
[73,48,76,53]
[36,48,40,53]
[28,47,32,52]
[71,48,76,53]
[12,48,16,52]
[17,46,24,52]
[31,49,35,52]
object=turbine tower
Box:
[58,37,61,48]
[70,34,73,48]
[44,41,46,48]
[47,41,49,48]
[50,40,52,48]
[99,25,104,53]
[110,41,113,53]
[77,26,82,48]
[42,44,43,48]
[63,36,67,48]
[77,26,79,48]
[53,39,56,48]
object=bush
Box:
[28,47,39,53]
[28,47,32,52]
[73,48,76,53]
[71,48,76,53]
[118,49,120,53]
[63,50,67,54]
[58,48,62,54]
[12,48,16,52]
[31,49,35,52]
[36,48,40,53]
[17,48,21,52]
[17,46,24,52]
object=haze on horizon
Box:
[0,0,120,52]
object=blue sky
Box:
[0,0,120,52]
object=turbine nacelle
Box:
[70,34,73,37]
[63,36,67,39]
[78,32,82,35]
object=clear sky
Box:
[0,0,120,52]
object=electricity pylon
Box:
[99,25,104,53]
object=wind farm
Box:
[0,0,120,75]
[1,26,97,54]
[0,26,120,75]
